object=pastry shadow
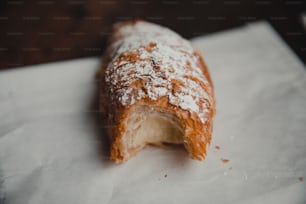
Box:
[153,144,193,166]
[87,72,115,168]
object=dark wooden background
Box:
[0,0,305,70]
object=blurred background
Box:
[0,0,305,69]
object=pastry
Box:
[98,20,215,163]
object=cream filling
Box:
[124,106,184,153]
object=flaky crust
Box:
[98,20,215,163]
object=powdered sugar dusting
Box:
[105,21,212,123]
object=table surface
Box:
[0,0,305,70]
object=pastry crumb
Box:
[215,145,220,150]
[221,158,230,163]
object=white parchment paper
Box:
[0,22,306,204]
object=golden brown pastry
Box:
[98,20,215,163]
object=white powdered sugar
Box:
[105,21,212,123]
